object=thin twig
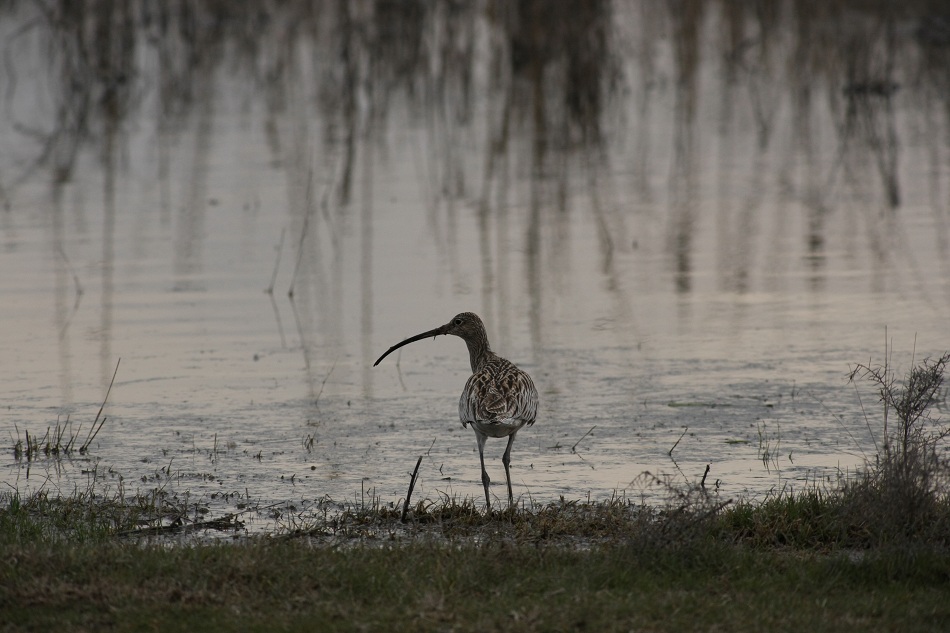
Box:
[571,426,596,453]
[81,358,120,453]
[63,415,76,452]
[849,369,879,454]
[401,456,424,523]
[669,426,689,456]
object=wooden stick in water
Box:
[401,456,424,523]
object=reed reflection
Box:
[3,0,950,404]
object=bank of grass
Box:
[2,352,950,631]
[0,500,944,633]
[1,528,948,632]
[3,486,949,632]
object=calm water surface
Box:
[1,2,948,531]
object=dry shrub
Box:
[844,351,950,545]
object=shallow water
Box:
[2,2,949,531]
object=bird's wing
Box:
[458,365,538,426]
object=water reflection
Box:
[2,1,950,509]
[8,2,948,304]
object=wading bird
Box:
[374,312,538,510]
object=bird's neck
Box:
[465,338,492,373]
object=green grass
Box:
[2,534,949,632]
[3,488,950,632]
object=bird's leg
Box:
[476,431,491,510]
[502,433,516,508]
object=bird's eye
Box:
[453,318,462,326]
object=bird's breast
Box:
[458,360,538,429]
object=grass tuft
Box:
[11,359,119,462]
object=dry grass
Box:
[843,351,950,545]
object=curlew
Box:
[374,312,538,510]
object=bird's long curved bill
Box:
[373,325,447,366]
